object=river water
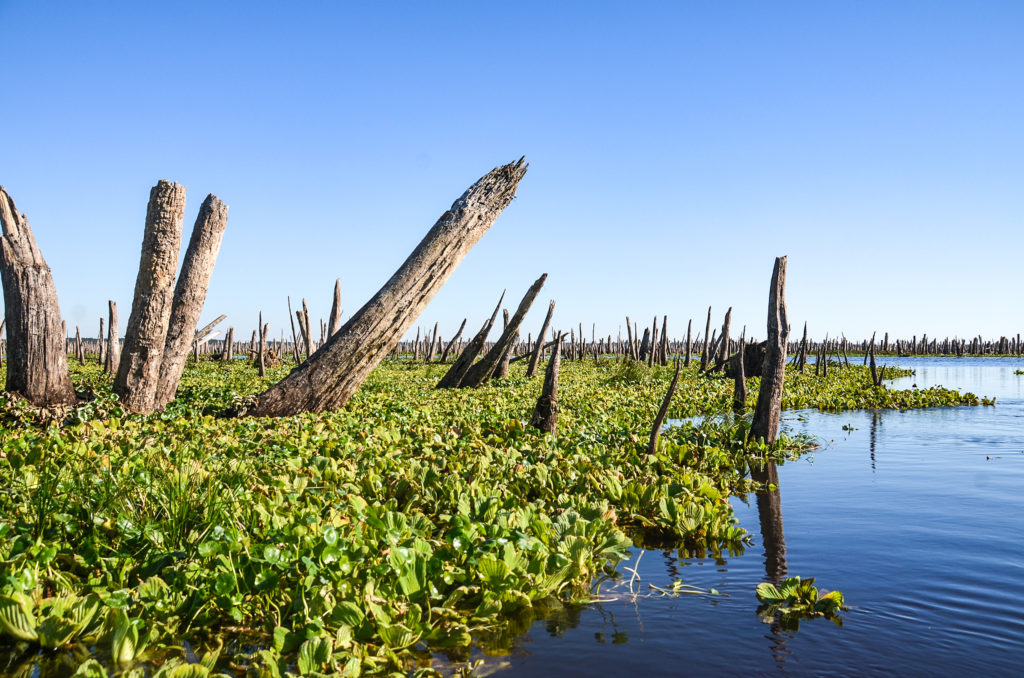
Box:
[493,357,1024,676]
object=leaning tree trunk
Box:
[437,293,504,389]
[750,256,789,444]
[438,318,466,364]
[525,300,555,378]
[154,194,228,408]
[0,187,77,406]
[247,158,528,416]
[459,273,546,388]
[114,180,187,412]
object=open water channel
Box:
[491,357,1024,676]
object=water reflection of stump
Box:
[751,462,787,583]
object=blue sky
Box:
[3,1,1021,345]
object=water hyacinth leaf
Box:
[72,660,109,678]
[297,636,332,675]
[378,622,419,650]
[0,593,38,642]
[755,582,785,605]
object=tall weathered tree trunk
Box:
[426,321,440,363]
[494,311,513,378]
[0,187,77,406]
[684,318,692,367]
[719,307,732,365]
[105,301,120,376]
[258,312,266,377]
[750,257,789,444]
[247,159,528,416]
[529,332,562,434]
[460,273,546,388]
[221,326,235,361]
[97,318,106,366]
[114,180,187,412]
[526,300,555,378]
[733,331,747,413]
[154,195,228,407]
[328,278,342,337]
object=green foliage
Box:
[756,576,847,628]
[0,357,978,674]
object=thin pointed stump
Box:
[248,159,527,416]
[648,358,682,455]
[437,293,505,389]
[155,195,228,407]
[700,306,712,371]
[733,332,747,413]
[460,273,547,388]
[0,186,77,406]
[105,301,120,375]
[529,333,563,434]
[114,180,187,412]
[328,278,342,336]
[750,257,789,444]
[439,318,466,364]
[526,300,556,377]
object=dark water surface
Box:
[492,357,1024,676]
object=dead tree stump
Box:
[0,187,77,406]
[328,278,342,337]
[460,273,546,388]
[154,195,228,407]
[750,257,789,444]
[526,300,555,378]
[114,180,187,412]
[733,332,747,413]
[529,332,562,434]
[648,357,682,455]
[105,301,120,376]
[437,293,505,389]
[247,159,528,416]
[439,318,466,363]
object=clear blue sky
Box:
[3,1,1021,345]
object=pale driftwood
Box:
[648,357,681,455]
[438,294,505,389]
[460,273,546,388]
[529,332,562,434]
[105,301,120,376]
[750,257,789,444]
[526,300,555,378]
[153,194,228,407]
[328,278,342,337]
[248,159,527,416]
[0,187,77,406]
[438,318,466,364]
[114,180,187,412]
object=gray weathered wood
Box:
[525,300,555,378]
[105,301,120,376]
[0,186,77,406]
[529,332,562,434]
[328,278,342,337]
[439,318,466,364]
[700,306,712,371]
[154,194,228,407]
[460,273,547,388]
[248,159,527,415]
[684,318,692,367]
[733,330,747,413]
[114,180,187,412]
[437,294,505,388]
[750,257,789,444]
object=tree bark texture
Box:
[460,273,546,388]
[529,332,562,434]
[0,187,77,406]
[153,194,228,407]
[700,306,712,371]
[114,180,187,412]
[437,293,505,389]
[526,300,555,378]
[750,256,789,444]
[328,278,342,337]
[248,159,528,415]
[105,300,120,376]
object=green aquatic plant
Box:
[756,576,847,628]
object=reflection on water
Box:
[499,357,1024,676]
